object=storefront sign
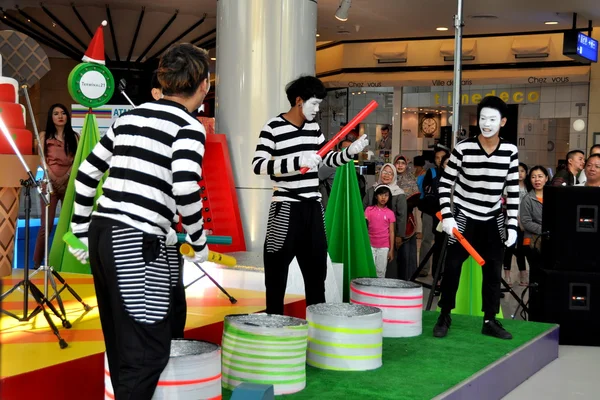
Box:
[71,104,134,136]
[433,89,539,106]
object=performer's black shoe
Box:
[482,319,513,340]
[433,313,451,338]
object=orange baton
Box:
[436,212,485,266]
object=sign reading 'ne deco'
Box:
[68,63,115,108]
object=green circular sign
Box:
[67,63,115,108]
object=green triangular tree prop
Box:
[49,113,105,273]
[325,162,377,301]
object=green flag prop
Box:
[49,113,105,273]
[325,162,377,301]
[440,257,504,319]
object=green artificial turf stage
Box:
[222,312,555,400]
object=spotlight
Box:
[335,0,352,22]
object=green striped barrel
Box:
[306,303,383,371]
[221,314,308,395]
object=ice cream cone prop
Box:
[0,75,37,275]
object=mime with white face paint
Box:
[434,96,519,340]
[252,76,368,314]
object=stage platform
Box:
[0,267,305,400]
[1,262,559,400]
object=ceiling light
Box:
[335,0,352,22]
[545,21,559,25]
[436,27,449,31]
[210,57,216,60]
[316,33,320,37]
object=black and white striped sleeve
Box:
[252,124,300,176]
[504,149,520,232]
[71,126,114,239]
[172,124,206,252]
[438,146,463,220]
[320,133,352,168]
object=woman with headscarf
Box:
[363,163,407,278]
[393,155,420,280]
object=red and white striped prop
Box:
[350,278,423,338]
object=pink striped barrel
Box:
[104,339,221,399]
[350,278,423,337]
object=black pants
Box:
[89,218,179,400]
[438,212,504,317]
[263,201,328,315]
[503,229,526,271]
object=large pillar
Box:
[215,0,317,252]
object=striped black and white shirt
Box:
[439,136,520,232]
[253,115,353,202]
[72,99,207,252]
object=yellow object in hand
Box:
[179,243,237,267]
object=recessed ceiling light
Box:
[210,57,216,61]
[316,33,320,37]
[545,21,559,25]
[436,27,449,31]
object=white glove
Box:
[68,237,89,264]
[347,135,369,156]
[300,152,322,170]
[183,245,209,264]
[442,217,458,238]
[166,228,178,246]
[505,230,517,248]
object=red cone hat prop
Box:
[82,20,107,65]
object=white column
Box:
[215,0,317,251]
[392,87,403,156]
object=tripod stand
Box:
[0,85,90,348]
[410,229,529,318]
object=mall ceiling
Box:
[0,0,599,64]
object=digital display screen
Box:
[575,32,598,63]
[563,31,598,63]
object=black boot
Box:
[482,319,513,340]
[433,312,452,338]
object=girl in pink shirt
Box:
[365,185,396,277]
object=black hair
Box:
[381,125,390,132]
[586,153,600,165]
[590,144,600,154]
[372,185,392,207]
[413,155,425,167]
[157,43,210,97]
[526,165,549,191]
[338,139,353,150]
[434,144,450,157]
[566,149,585,160]
[43,103,78,158]
[285,76,327,107]
[518,162,528,174]
[477,96,508,120]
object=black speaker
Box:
[542,186,600,272]
[529,267,600,345]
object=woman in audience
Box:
[519,165,548,273]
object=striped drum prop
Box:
[306,303,383,371]
[221,314,308,395]
[104,340,221,399]
[350,278,423,337]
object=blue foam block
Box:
[230,383,275,400]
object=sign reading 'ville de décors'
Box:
[68,63,115,108]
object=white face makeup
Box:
[302,97,322,121]
[479,107,505,138]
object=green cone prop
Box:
[325,162,377,301]
[441,257,504,319]
[49,113,105,273]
